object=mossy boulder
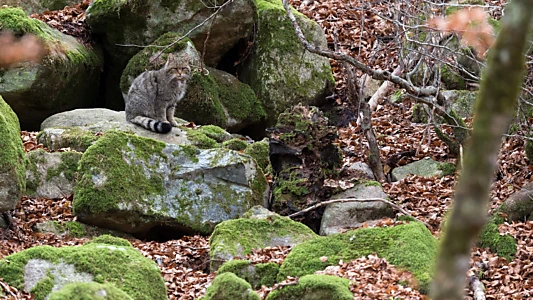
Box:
[48,282,134,300]
[239,0,334,126]
[25,149,81,198]
[498,181,533,222]
[320,182,395,235]
[277,220,438,293]
[85,0,256,109]
[266,274,353,300]
[442,90,478,119]
[0,7,102,130]
[218,260,279,289]
[200,272,260,300]
[0,96,25,211]
[120,33,265,132]
[391,157,451,181]
[0,235,166,300]
[73,130,268,237]
[209,206,317,271]
[38,108,192,151]
[2,0,80,14]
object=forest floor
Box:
[2,0,533,299]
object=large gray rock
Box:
[0,7,102,130]
[320,182,394,236]
[0,235,166,300]
[39,108,191,152]
[0,96,25,212]
[239,0,334,126]
[392,158,450,181]
[73,131,268,237]
[209,206,317,271]
[25,150,81,199]
[85,0,256,109]
[119,34,265,132]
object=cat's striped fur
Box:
[125,53,191,133]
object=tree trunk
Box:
[431,1,533,299]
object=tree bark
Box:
[431,1,533,299]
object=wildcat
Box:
[125,53,191,133]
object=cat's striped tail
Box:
[130,116,172,133]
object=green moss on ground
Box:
[73,131,167,215]
[277,221,437,293]
[0,235,165,300]
[197,125,232,143]
[200,272,260,300]
[478,218,517,261]
[266,274,352,300]
[48,282,134,300]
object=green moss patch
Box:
[243,140,269,173]
[222,138,249,151]
[0,235,166,300]
[478,217,517,261]
[277,221,437,293]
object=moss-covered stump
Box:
[0,96,25,211]
[0,235,166,300]
[73,130,267,237]
[25,149,81,199]
[200,272,260,300]
[48,282,134,300]
[266,274,353,300]
[218,260,279,289]
[120,33,265,132]
[269,105,342,222]
[239,0,334,126]
[277,220,438,294]
[0,7,102,130]
[209,206,317,271]
[85,0,256,109]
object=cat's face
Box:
[165,54,191,82]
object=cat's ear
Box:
[165,53,176,67]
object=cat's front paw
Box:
[169,119,179,127]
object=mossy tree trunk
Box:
[431,1,533,299]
